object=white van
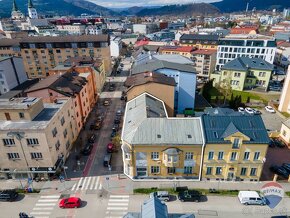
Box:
[238,191,266,206]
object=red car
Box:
[59,197,81,208]
[107,143,115,153]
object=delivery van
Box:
[238,191,266,206]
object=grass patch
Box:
[231,90,265,103]
[285,192,290,197]
[15,188,40,194]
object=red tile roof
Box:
[160,46,195,52]
[230,27,258,34]
[191,49,217,55]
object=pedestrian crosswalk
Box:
[105,195,130,218]
[30,195,60,218]
[71,176,102,192]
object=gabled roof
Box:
[132,59,196,75]
[221,122,247,138]
[141,197,168,218]
[222,57,274,71]
[180,34,219,41]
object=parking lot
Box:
[260,108,284,132]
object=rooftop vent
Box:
[157,134,161,138]
[187,135,192,138]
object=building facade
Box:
[0,97,77,179]
[179,34,219,50]
[19,35,112,78]
[216,34,276,71]
[0,39,21,57]
[278,66,290,113]
[110,36,122,58]
[159,46,195,59]
[280,119,290,147]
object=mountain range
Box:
[0,0,290,18]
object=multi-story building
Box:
[159,46,195,59]
[121,93,204,180]
[280,118,290,147]
[201,108,269,182]
[274,41,290,71]
[132,59,196,114]
[179,34,219,50]
[278,66,290,113]
[25,71,94,133]
[56,24,86,35]
[211,57,273,91]
[216,34,276,71]
[110,36,122,58]
[133,23,159,34]
[19,35,112,78]
[0,38,21,57]
[191,49,217,81]
[0,56,27,95]
[0,97,77,179]
[124,72,176,117]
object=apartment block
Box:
[191,49,217,80]
[211,57,273,91]
[0,97,77,179]
[25,71,94,133]
[159,46,195,59]
[202,108,269,182]
[19,35,112,78]
[0,56,28,94]
[179,34,219,50]
[216,34,276,71]
[0,38,21,57]
[278,66,290,113]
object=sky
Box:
[87,0,221,8]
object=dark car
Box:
[111,131,117,138]
[113,124,119,131]
[273,138,286,148]
[82,143,93,155]
[178,190,202,202]
[88,134,96,143]
[270,165,289,178]
[109,86,115,91]
[269,138,276,148]
[0,190,18,201]
[114,119,120,124]
[282,163,290,173]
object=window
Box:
[31,152,43,159]
[206,167,212,175]
[234,72,241,78]
[218,151,224,160]
[185,152,193,160]
[167,167,176,174]
[230,152,237,161]
[283,130,287,137]
[241,168,247,176]
[52,127,57,137]
[3,138,15,146]
[184,166,193,174]
[56,49,61,53]
[125,153,131,160]
[254,152,260,161]
[7,153,20,159]
[151,166,160,174]
[208,151,214,160]
[232,138,240,148]
[151,152,159,160]
[26,138,39,145]
[250,168,257,176]
[63,129,67,138]
[55,140,60,151]
[19,112,25,118]
[216,167,222,175]
[243,152,250,160]
[60,117,65,126]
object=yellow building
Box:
[280,119,290,147]
[124,72,176,117]
[19,35,112,78]
[202,108,269,182]
[159,46,195,59]
[121,93,205,180]
[0,38,21,57]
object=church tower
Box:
[11,0,24,20]
[28,0,38,19]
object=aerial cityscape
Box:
[1,0,290,217]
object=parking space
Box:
[260,108,284,131]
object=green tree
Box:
[216,78,232,105]
[112,134,121,151]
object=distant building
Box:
[146,30,175,42]
[278,66,290,113]
[110,36,122,58]
[275,41,290,70]
[230,27,258,35]
[283,8,290,18]
[11,0,24,20]
[211,57,273,91]
[0,39,21,58]
[56,24,86,35]
[159,46,195,59]
[179,34,219,50]
[133,23,159,34]
[28,0,38,19]
[0,97,77,179]
[0,56,28,95]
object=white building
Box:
[11,0,24,20]
[85,25,103,35]
[216,34,276,71]
[56,24,86,35]
[133,23,159,34]
[28,0,38,19]
[0,57,27,94]
[110,36,122,58]
[283,8,290,18]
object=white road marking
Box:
[108,199,129,202]
[90,177,96,190]
[38,199,58,202]
[81,177,88,190]
[76,177,83,190]
[40,195,60,199]
[106,207,128,211]
[98,183,102,190]
[35,203,56,206]
[108,203,129,206]
[33,207,54,210]
[94,176,100,190]
[109,195,129,198]
[30,212,51,215]
[71,183,77,191]
[85,177,91,190]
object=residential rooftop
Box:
[224,34,275,40]
[180,34,219,41]
[222,57,274,71]
[192,49,217,55]
[0,97,40,110]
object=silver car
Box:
[149,191,170,202]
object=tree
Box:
[201,79,214,102]
[216,78,232,105]
[112,134,121,151]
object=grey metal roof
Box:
[122,93,203,145]
[202,112,269,144]
[222,57,274,71]
[141,197,168,218]
[132,60,196,75]
[152,54,194,65]
[180,34,219,41]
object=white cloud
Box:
[87,0,220,8]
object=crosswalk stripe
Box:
[81,177,88,190]
[107,207,128,211]
[105,211,127,215]
[76,177,83,191]
[85,177,91,190]
[110,195,129,198]
[94,176,100,190]
[32,216,49,218]
[40,195,60,199]
[108,199,129,202]
[71,183,77,191]
[98,183,102,190]
[30,212,51,215]
[35,203,56,206]
[90,177,96,190]
[108,203,128,206]
[38,199,58,202]
[33,207,54,210]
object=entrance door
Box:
[227,172,234,180]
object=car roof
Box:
[67,197,79,202]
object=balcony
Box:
[162,148,181,168]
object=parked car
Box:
[238,107,245,113]
[252,109,261,115]
[109,86,115,91]
[59,197,81,208]
[269,85,282,92]
[103,154,112,167]
[178,190,202,202]
[270,165,289,178]
[269,138,276,148]
[245,107,254,114]
[149,191,170,202]
[0,190,18,201]
[273,138,286,148]
[238,191,266,206]
[282,163,290,173]
[82,143,93,155]
[111,131,117,138]
[88,134,96,143]
[265,106,275,113]
[107,143,115,153]
[114,119,121,124]
[113,124,119,131]
[103,100,110,106]
[116,109,122,116]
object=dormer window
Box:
[232,138,240,149]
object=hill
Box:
[212,0,290,12]
[136,3,220,16]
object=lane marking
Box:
[76,177,83,190]
[38,199,58,202]
[81,177,88,190]
[71,183,77,191]
[90,177,96,190]
[109,195,129,198]
[40,195,60,199]
[94,176,100,190]
[106,207,128,211]
[98,183,102,190]
[85,176,91,190]
[30,212,51,215]
[35,203,56,206]
[108,199,129,202]
[108,203,129,206]
[33,207,54,210]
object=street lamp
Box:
[7,132,32,179]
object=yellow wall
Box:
[280,123,290,146]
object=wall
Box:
[280,123,290,146]
[278,66,290,113]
